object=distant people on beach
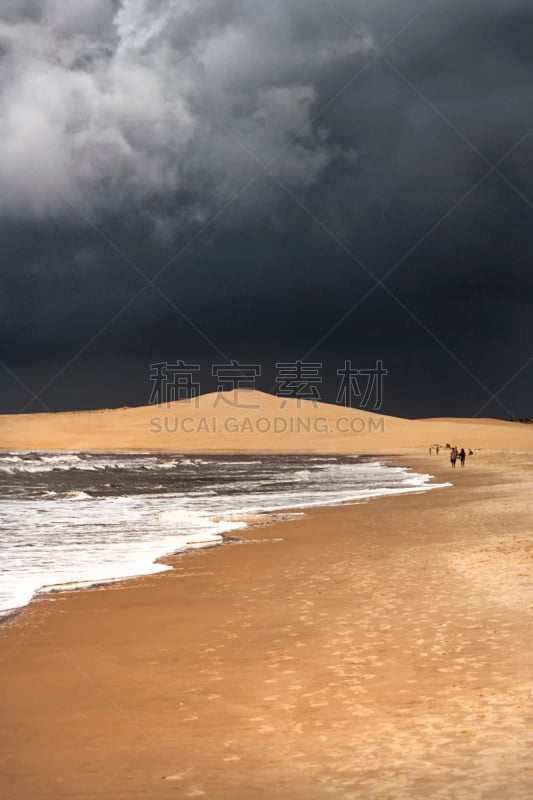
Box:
[459,448,466,467]
[450,446,458,468]
[435,445,440,455]
[468,449,474,455]
[429,446,433,455]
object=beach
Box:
[1,451,532,799]
[2,4,531,798]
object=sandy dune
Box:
[0,390,531,452]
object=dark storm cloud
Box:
[0,0,371,224]
[1,1,532,416]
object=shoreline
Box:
[0,452,447,623]
[1,452,532,798]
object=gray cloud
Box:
[0,0,372,226]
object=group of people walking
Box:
[449,446,465,468]
[428,444,467,468]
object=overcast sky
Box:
[0,0,532,418]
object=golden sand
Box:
[1,390,532,452]
[1,452,532,799]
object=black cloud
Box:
[0,1,532,418]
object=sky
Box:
[0,0,532,419]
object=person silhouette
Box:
[459,448,466,468]
[450,447,458,468]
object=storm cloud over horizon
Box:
[0,0,532,418]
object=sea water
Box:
[0,453,450,617]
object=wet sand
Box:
[1,453,532,799]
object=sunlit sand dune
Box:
[0,390,531,452]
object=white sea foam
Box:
[0,454,450,617]
[0,452,204,475]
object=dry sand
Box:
[1,390,532,452]
[1,452,532,799]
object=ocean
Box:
[0,452,449,617]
